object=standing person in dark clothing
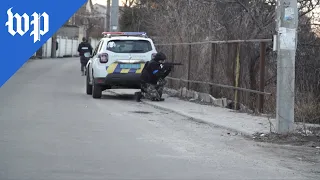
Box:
[77,37,93,76]
[140,52,172,101]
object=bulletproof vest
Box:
[79,42,91,55]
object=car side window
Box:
[98,40,104,52]
[92,41,102,56]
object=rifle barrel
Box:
[162,63,183,65]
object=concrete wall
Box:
[34,36,99,58]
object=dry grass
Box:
[295,92,320,124]
[119,0,320,126]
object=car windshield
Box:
[106,40,152,53]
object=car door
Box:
[88,40,103,79]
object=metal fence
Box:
[155,39,274,113]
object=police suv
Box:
[85,32,157,99]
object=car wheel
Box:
[86,71,92,95]
[92,79,102,99]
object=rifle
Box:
[160,62,183,70]
[156,62,183,79]
[161,62,183,66]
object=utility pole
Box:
[275,0,298,133]
[51,34,57,58]
[110,0,119,32]
[105,0,111,31]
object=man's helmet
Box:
[153,52,167,62]
[82,37,87,42]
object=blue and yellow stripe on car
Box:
[106,63,145,74]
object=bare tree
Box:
[119,0,320,123]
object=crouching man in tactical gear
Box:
[138,52,172,101]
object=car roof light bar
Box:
[102,32,147,38]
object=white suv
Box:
[85,32,157,98]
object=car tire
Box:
[92,79,102,99]
[86,71,92,95]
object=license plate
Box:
[119,64,140,69]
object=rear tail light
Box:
[99,53,108,63]
[151,53,157,60]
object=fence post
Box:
[71,39,74,57]
[171,45,175,72]
[187,44,192,89]
[169,45,175,88]
[44,40,47,58]
[65,37,68,57]
[258,42,266,113]
[75,39,79,57]
[58,36,61,58]
[210,43,217,95]
[234,43,241,110]
[51,34,57,58]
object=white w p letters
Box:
[30,12,49,43]
[5,8,30,36]
[5,7,50,43]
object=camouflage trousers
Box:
[142,79,167,101]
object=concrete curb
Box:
[106,89,255,137]
[141,100,255,138]
[106,89,320,138]
[174,87,228,108]
[164,87,256,114]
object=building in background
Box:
[65,0,95,40]
[55,24,86,41]
[61,0,125,39]
[68,0,94,25]
[93,3,107,16]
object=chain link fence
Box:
[155,38,320,124]
[155,39,274,114]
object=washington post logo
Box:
[5,7,49,43]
